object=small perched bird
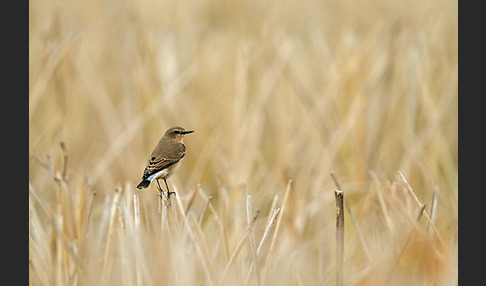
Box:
[137,126,194,198]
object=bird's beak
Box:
[182,130,194,135]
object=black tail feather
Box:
[137,180,150,189]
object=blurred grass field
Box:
[29,0,457,285]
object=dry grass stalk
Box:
[334,189,344,286]
[257,207,281,256]
[196,183,231,265]
[268,179,293,254]
[100,186,122,284]
[397,171,445,243]
[132,194,142,286]
[370,171,395,233]
[174,190,216,286]
[221,211,260,285]
[428,187,439,235]
[246,195,261,286]
[80,178,97,244]
[217,176,231,262]
[245,207,281,285]
[331,173,372,265]
[196,196,213,229]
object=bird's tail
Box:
[137,180,150,189]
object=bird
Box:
[137,126,194,198]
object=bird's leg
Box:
[156,179,165,199]
[164,179,176,198]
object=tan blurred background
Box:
[29,0,457,284]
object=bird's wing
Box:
[141,144,186,180]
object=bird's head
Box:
[165,126,194,142]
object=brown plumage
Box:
[137,126,194,195]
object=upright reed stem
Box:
[335,189,344,286]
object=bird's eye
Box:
[174,130,181,134]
